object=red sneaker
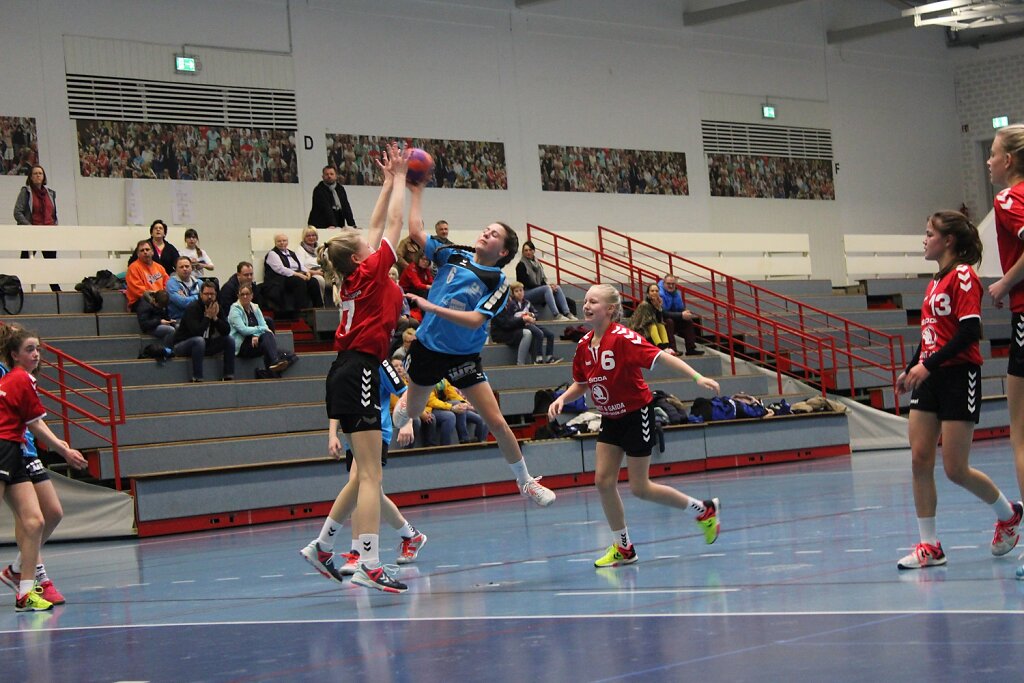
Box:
[0,565,20,593]
[37,580,65,605]
[397,532,427,565]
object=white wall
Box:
[0,0,968,284]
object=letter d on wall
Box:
[304,135,313,150]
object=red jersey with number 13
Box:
[334,238,403,360]
[571,323,662,418]
[919,264,983,368]
[994,181,1024,313]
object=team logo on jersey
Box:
[467,282,482,298]
[446,269,457,284]
[957,269,972,292]
[998,188,1014,211]
[591,383,609,404]
[612,327,644,345]
[922,326,936,348]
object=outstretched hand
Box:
[697,376,720,394]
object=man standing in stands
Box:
[172,281,235,383]
[658,274,702,356]
[308,165,355,230]
[126,240,168,312]
[166,256,203,322]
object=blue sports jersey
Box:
[416,236,509,355]
[0,362,38,459]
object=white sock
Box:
[686,497,707,516]
[613,527,631,549]
[34,564,46,582]
[18,579,34,598]
[917,517,938,545]
[359,533,380,567]
[509,458,531,486]
[10,554,21,574]
[350,539,360,553]
[992,492,1015,521]
[317,516,342,550]
[397,521,417,539]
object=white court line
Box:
[794,550,822,555]
[5,609,1024,633]
[79,586,105,590]
[523,560,548,564]
[215,577,240,582]
[117,583,149,588]
[655,555,680,560]
[699,553,725,558]
[171,580,196,585]
[556,589,740,596]
[260,574,284,579]
[436,564,460,568]
[567,558,592,563]
[747,552,774,556]
[844,549,873,553]
[948,545,979,550]
[478,562,503,567]
[553,521,602,527]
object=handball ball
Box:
[406,148,435,186]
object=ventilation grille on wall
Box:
[67,74,297,129]
[701,120,833,160]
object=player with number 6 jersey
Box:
[894,211,1021,572]
[549,284,722,569]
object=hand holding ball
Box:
[406,148,435,187]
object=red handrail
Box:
[593,225,906,410]
[37,343,126,490]
[526,224,835,396]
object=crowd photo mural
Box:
[538,145,688,195]
[707,154,834,200]
[1,117,39,176]
[76,120,299,182]
[325,134,508,189]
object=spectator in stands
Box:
[307,165,355,230]
[395,234,422,273]
[262,233,322,317]
[433,219,452,245]
[390,326,417,363]
[400,254,433,323]
[129,220,180,276]
[516,240,576,321]
[135,290,176,349]
[297,226,329,307]
[125,240,168,312]
[228,284,296,379]
[421,383,457,447]
[172,280,235,382]
[389,266,418,337]
[491,281,559,365]
[179,228,215,277]
[166,256,203,321]
[658,274,702,355]
[629,283,679,355]
[219,261,267,314]
[434,379,488,443]
[13,165,60,291]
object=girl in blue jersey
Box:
[394,187,555,506]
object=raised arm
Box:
[382,144,410,250]
[408,183,426,249]
[366,143,398,249]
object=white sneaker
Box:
[992,501,1023,556]
[520,477,556,507]
[897,541,946,570]
[552,314,570,322]
[565,313,579,321]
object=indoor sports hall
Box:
[2,1,1024,681]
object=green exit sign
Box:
[993,116,1009,129]
[175,56,197,73]
[762,105,776,119]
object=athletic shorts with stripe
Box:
[326,350,383,434]
[404,339,486,390]
[909,363,981,424]
[0,440,33,485]
[597,403,656,457]
[1008,312,1024,378]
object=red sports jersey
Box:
[919,264,983,368]
[571,323,662,417]
[993,181,1024,313]
[0,367,46,444]
[334,239,403,360]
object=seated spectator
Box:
[135,289,176,349]
[399,254,433,321]
[179,228,216,278]
[629,283,678,355]
[219,261,268,317]
[262,233,323,317]
[389,266,419,337]
[171,281,235,382]
[658,274,702,355]
[165,256,203,321]
[515,240,576,321]
[390,326,417,363]
[434,379,488,444]
[297,226,329,307]
[395,234,422,273]
[125,239,168,311]
[128,219,180,275]
[227,285,297,380]
[421,384,457,447]
[491,281,559,365]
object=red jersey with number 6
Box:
[0,367,46,444]
[571,323,662,417]
[994,181,1024,313]
[919,264,983,368]
[334,238,403,360]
